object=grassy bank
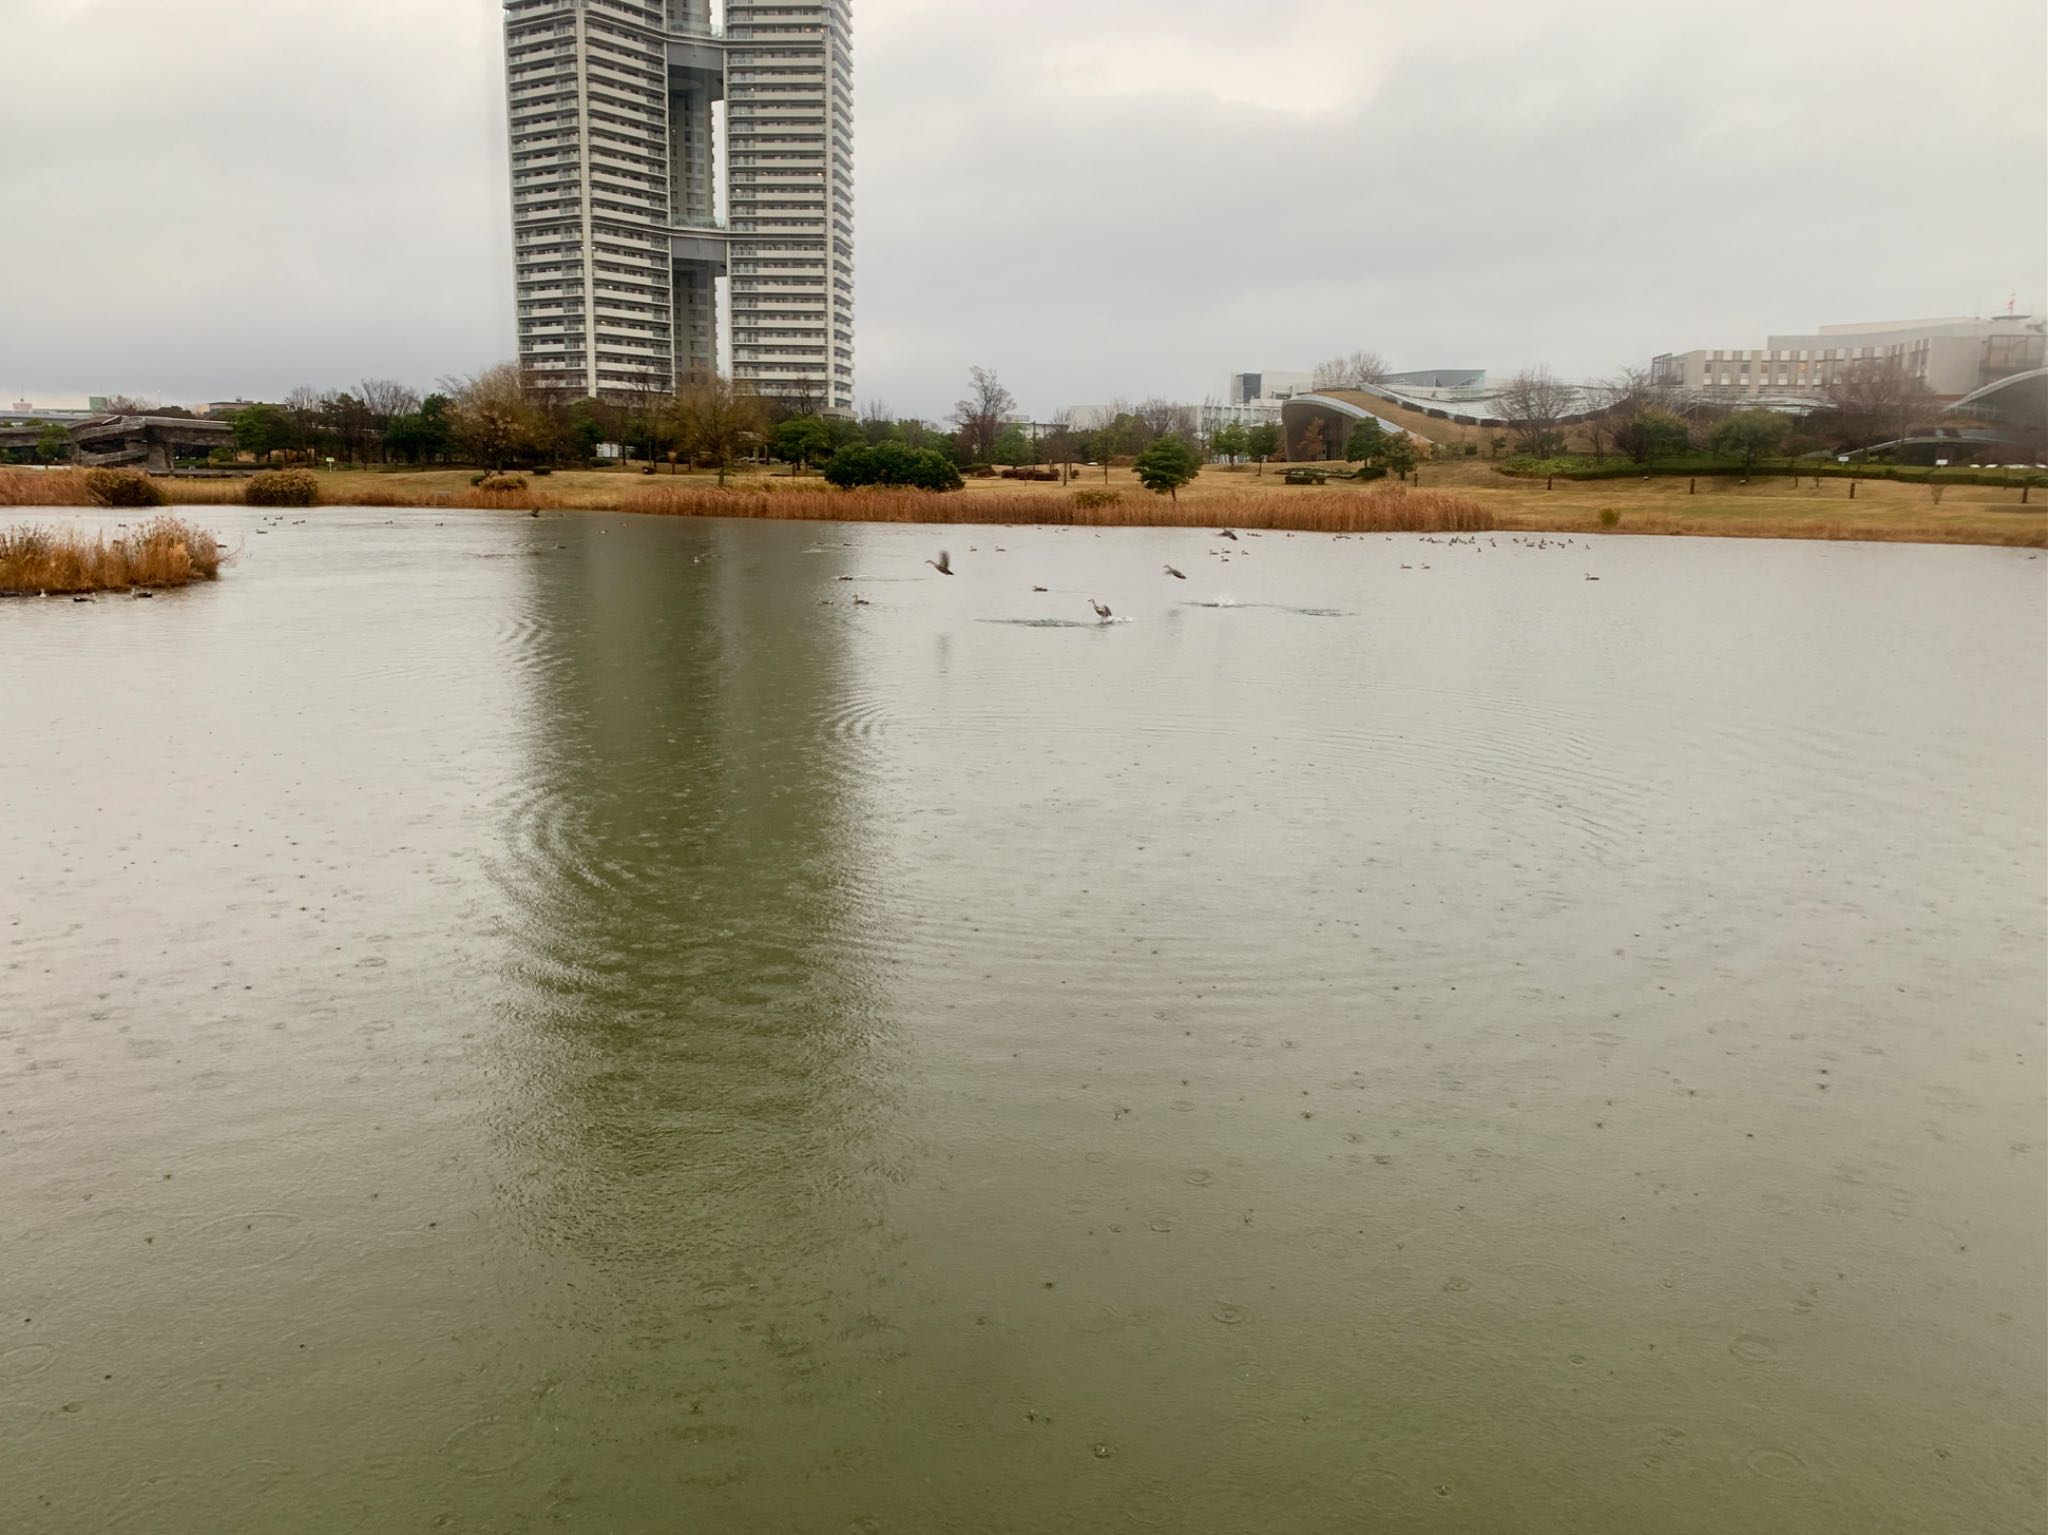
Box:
[619,484,1498,532]
[3,463,2041,547]
[0,516,225,595]
[1498,456,2048,488]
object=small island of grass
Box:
[0,515,225,597]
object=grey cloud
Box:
[2,0,2041,418]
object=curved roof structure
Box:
[1947,367,2047,420]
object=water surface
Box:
[3,509,2043,1533]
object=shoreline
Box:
[2,465,2042,548]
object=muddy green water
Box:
[2,509,2044,1533]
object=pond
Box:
[3,508,2043,1533]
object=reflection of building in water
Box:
[488,519,901,1448]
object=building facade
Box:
[1227,370,1311,407]
[1651,314,2044,405]
[503,0,854,412]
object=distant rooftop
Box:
[1816,316,1980,336]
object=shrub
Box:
[1354,466,1388,482]
[475,473,528,493]
[1134,437,1203,501]
[1615,407,1693,464]
[1598,509,1621,529]
[531,466,554,477]
[83,468,166,508]
[245,468,320,507]
[1071,488,1123,512]
[823,443,963,492]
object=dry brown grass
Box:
[147,478,247,505]
[0,468,94,507]
[6,462,2040,547]
[1500,509,2047,547]
[0,515,225,594]
[619,484,1497,532]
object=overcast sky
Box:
[3,0,2043,417]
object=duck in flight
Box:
[1164,564,1186,580]
[1090,598,1113,622]
[928,550,953,575]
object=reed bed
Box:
[620,484,1499,533]
[7,466,2037,546]
[0,516,225,594]
[0,468,94,507]
[146,478,246,505]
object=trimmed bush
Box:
[823,443,963,492]
[245,468,320,507]
[83,468,166,508]
[474,473,529,493]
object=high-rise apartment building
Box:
[503,0,854,412]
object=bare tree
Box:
[1043,409,1080,484]
[276,386,325,462]
[1824,358,1936,452]
[675,373,765,486]
[358,379,421,428]
[615,373,676,463]
[347,379,420,463]
[1579,367,1660,462]
[952,366,1015,463]
[767,375,823,423]
[1311,351,1390,391]
[101,394,160,416]
[442,363,541,469]
[1496,367,1575,455]
[859,397,893,445]
[1135,398,1196,441]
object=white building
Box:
[1651,314,2044,404]
[1227,370,1311,407]
[502,0,855,412]
[1200,370,1311,435]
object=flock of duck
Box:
[832,528,1604,618]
